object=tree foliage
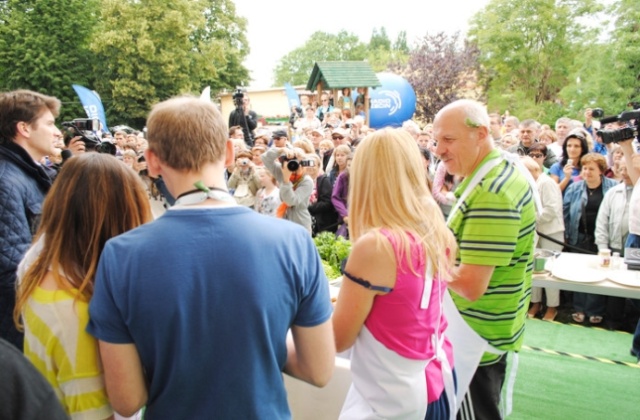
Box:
[273,31,367,86]
[91,0,249,127]
[273,28,411,87]
[403,32,480,123]
[0,0,250,127]
[367,29,410,73]
[609,0,640,104]
[0,0,99,121]
[468,0,601,120]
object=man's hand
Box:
[68,136,86,155]
[584,108,593,128]
[133,159,147,173]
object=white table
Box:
[532,252,640,299]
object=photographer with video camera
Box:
[228,89,257,148]
[600,106,640,364]
[60,118,117,164]
[263,131,314,232]
[228,150,260,208]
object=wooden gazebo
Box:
[305,61,381,126]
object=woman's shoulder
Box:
[351,231,395,267]
[549,161,562,172]
[565,179,585,194]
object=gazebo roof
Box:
[305,61,381,91]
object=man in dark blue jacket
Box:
[0,90,61,349]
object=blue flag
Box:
[72,84,109,132]
[284,82,301,109]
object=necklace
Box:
[586,185,600,196]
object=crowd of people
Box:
[0,87,639,419]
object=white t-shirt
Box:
[629,181,640,235]
[255,187,281,217]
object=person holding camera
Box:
[0,89,61,350]
[228,92,257,148]
[228,150,261,208]
[263,140,314,232]
[616,132,640,363]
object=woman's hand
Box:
[563,161,574,178]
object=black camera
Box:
[239,158,251,167]
[95,140,117,155]
[596,108,640,144]
[591,108,604,119]
[598,127,635,144]
[61,118,115,155]
[232,88,244,108]
[278,155,299,171]
[65,118,100,131]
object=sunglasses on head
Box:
[566,134,586,142]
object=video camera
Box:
[594,103,640,145]
[232,88,244,108]
[61,118,116,155]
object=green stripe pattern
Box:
[448,150,536,364]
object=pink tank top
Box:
[364,230,454,403]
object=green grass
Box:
[509,319,639,419]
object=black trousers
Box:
[457,353,507,420]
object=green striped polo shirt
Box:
[448,149,536,365]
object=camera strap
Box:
[174,182,235,207]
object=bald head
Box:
[433,100,494,177]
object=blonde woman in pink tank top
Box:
[333,128,458,419]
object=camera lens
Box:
[286,160,300,171]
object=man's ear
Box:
[477,125,489,144]
[224,139,234,167]
[144,149,162,178]
[15,121,30,138]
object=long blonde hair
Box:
[348,128,457,278]
[14,154,153,329]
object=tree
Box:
[393,31,409,54]
[192,0,250,91]
[366,28,409,73]
[609,0,640,105]
[468,0,601,119]
[403,32,480,123]
[0,0,100,122]
[90,0,249,127]
[273,31,367,86]
[369,27,391,51]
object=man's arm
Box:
[245,110,258,131]
[284,321,335,387]
[619,139,639,185]
[99,341,148,417]
[448,263,495,302]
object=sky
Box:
[233,0,492,89]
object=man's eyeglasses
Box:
[332,136,344,140]
[529,153,544,158]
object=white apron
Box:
[339,264,456,420]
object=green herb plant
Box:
[313,232,351,280]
